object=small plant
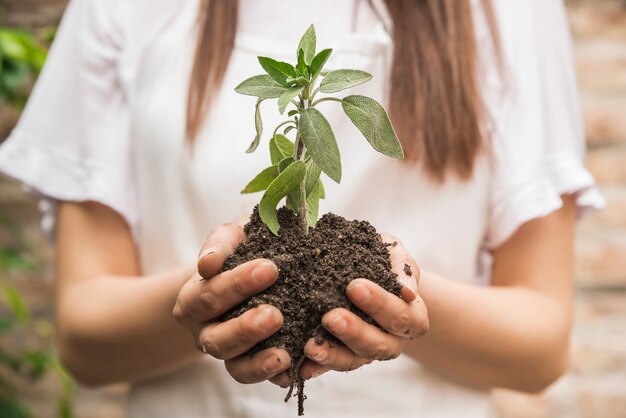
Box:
[235,24,404,234]
[226,25,407,415]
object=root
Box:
[283,355,307,415]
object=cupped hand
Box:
[173,224,291,384]
[285,233,429,383]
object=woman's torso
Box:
[127,1,494,416]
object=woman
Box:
[0,0,604,417]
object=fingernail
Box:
[252,261,278,285]
[347,281,371,304]
[326,312,347,334]
[198,246,216,259]
[254,307,278,331]
[399,279,417,302]
[263,355,284,374]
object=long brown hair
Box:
[187,0,500,181]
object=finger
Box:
[270,359,329,387]
[173,259,278,325]
[380,233,419,302]
[225,347,291,384]
[304,338,370,371]
[321,308,405,361]
[299,358,330,380]
[197,305,283,360]
[346,279,429,339]
[269,370,292,388]
[198,224,246,279]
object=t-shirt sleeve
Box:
[485,0,605,249]
[0,0,136,235]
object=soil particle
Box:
[404,263,412,276]
[222,206,402,415]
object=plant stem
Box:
[310,96,343,107]
[309,87,320,102]
[273,120,297,139]
[294,97,309,235]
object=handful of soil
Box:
[222,206,402,415]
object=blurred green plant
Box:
[0,220,74,418]
[0,6,72,417]
[0,25,51,109]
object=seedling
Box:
[235,24,404,235]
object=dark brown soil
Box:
[221,206,402,415]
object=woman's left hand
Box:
[269,234,429,386]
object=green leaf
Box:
[296,48,307,75]
[2,284,29,324]
[241,165,278,194]
[284,125,295,135]
[259,161,306,234]
[299,108,342,183]
[318,180,326,199]
[0,31,30,61]
[320,69,372,93]
[21,350,52,379]
[269,134,295,165]
[278,86,304,114]
[0,318,13,334]
[305,159,322,195]
[286,75,309,86]
[234,75,287,99]
[258,57,297,87]
[0,249,34,272]
[309,48,332,80]
[297,25,316,64]
[306,183,321,228]
[0,395,31,418]
[246,98,264,153]
[278,157,295,172]
[287,110,299,117]
[342,95,404,158]
[286,187,301,213]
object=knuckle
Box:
[201,334,225,359]
[366,294,386,315]
[172,299,189,324]
[230,274,250,298]
[199,291,221,318]
[237,317,259,345]
[364,343,390,361]
[389,312,411,335]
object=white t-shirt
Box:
[0,0,604,417]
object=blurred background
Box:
[0,0,625,417]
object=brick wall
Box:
[1,1,625,417]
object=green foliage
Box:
[269,134,294,165]
[0,27,49,109]
[342,95,404,159]
[235,75,287,99]
[259,161,306,234]
[245,98,264,153]
[296,25,316,64]
[320,70,372,93]
[299,108,341,183]
[0,13,72,417]
[241,165,279,194]
[235,25,403,234]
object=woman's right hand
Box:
[173,224,291,383]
